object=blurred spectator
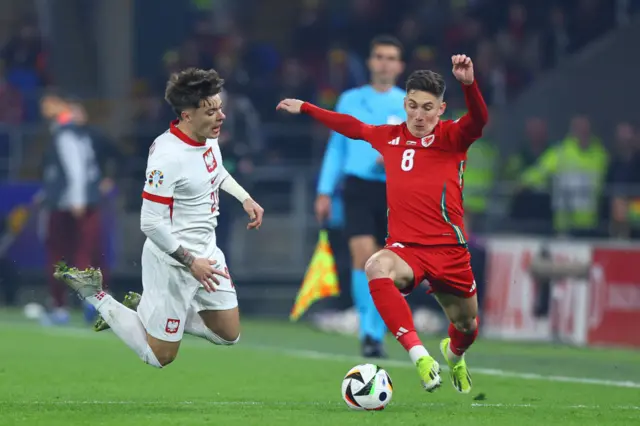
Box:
[568,0,615,53]
[1,20,47,89]
[508,117,553,233]
[264,57,317,162]
[291,0,331,63]
[39,90,109,323]
[606,122,640,238]
[216,90,261,257]
[462,121,498,233]
[0,60,24,124]
[505,117,550,180]
[540,4,570,70]
[521,115,608,237]
[0,60,24,178]
[473,39,507,106]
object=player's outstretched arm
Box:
[450,54,489,149]
[220,175,264,230]
[276,99,376,142]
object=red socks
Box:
[369,277,479,357]
[448,317,479,356]
[369,278,422,351]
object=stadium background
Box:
[2,0,640,342]
[0,1,640,424]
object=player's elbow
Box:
[139,219,156,236]
[140,214,162,236]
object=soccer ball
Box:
[341,364,393,411]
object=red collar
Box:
[170,120,206,146]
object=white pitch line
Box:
[250,345,640,390]
[12,401,640,410]
[23,323,640,390]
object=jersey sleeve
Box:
[301,102,384,148]
[141,146,181,205]
[446,81,489,152]
[139,144,182,254]
[317,95,349,196]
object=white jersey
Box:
[141,120,229,264]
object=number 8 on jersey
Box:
[401,148,415,171]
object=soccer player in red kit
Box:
[277,55,488,394]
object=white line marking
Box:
[249,345,640,389]
[16,322,640,390]
[11,401,640,410]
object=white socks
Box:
[87,293,162,368]
[184,307,238,345]
[409,345,430,364]
[447,343,463,364]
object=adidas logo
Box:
[395,327,409,339]
[388,137,400,145]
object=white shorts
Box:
[137,246,238,342]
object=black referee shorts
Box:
[343,175,388,247]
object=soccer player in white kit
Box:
[53,68,264,368]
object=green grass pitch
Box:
[0,310,639,425]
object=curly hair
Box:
[164,68,225,117]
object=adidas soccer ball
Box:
[341,364,393,411]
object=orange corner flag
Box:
[289,230,340,321]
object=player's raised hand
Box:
[242,198,264,230]
[451,54,474,85]
[276,99,304,114]
[190,259,229,292]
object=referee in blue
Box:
[315,35,406,358]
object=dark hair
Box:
[405,70,446,98]
[165,68,225,116]
[370,35,403,58]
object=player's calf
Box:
[365,250,441,392]
[447,316,479,362]
[437,298,479,394]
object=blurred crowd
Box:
[126,0,640,164]
[0,0,639,239]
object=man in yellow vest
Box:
[521,115,608,236]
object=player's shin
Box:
[369,277,441,391]
[440,317,477,394]
[447,317,479,363]
[368,278,426,360]
[92,294,162,368]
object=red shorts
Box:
[385,243,477,298]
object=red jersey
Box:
[302,81,488,247]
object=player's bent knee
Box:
[205,329,240,345]
[218,333,240,346]
[364,255,392,281]
[154,350,178,367]
[453,317,478,334]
